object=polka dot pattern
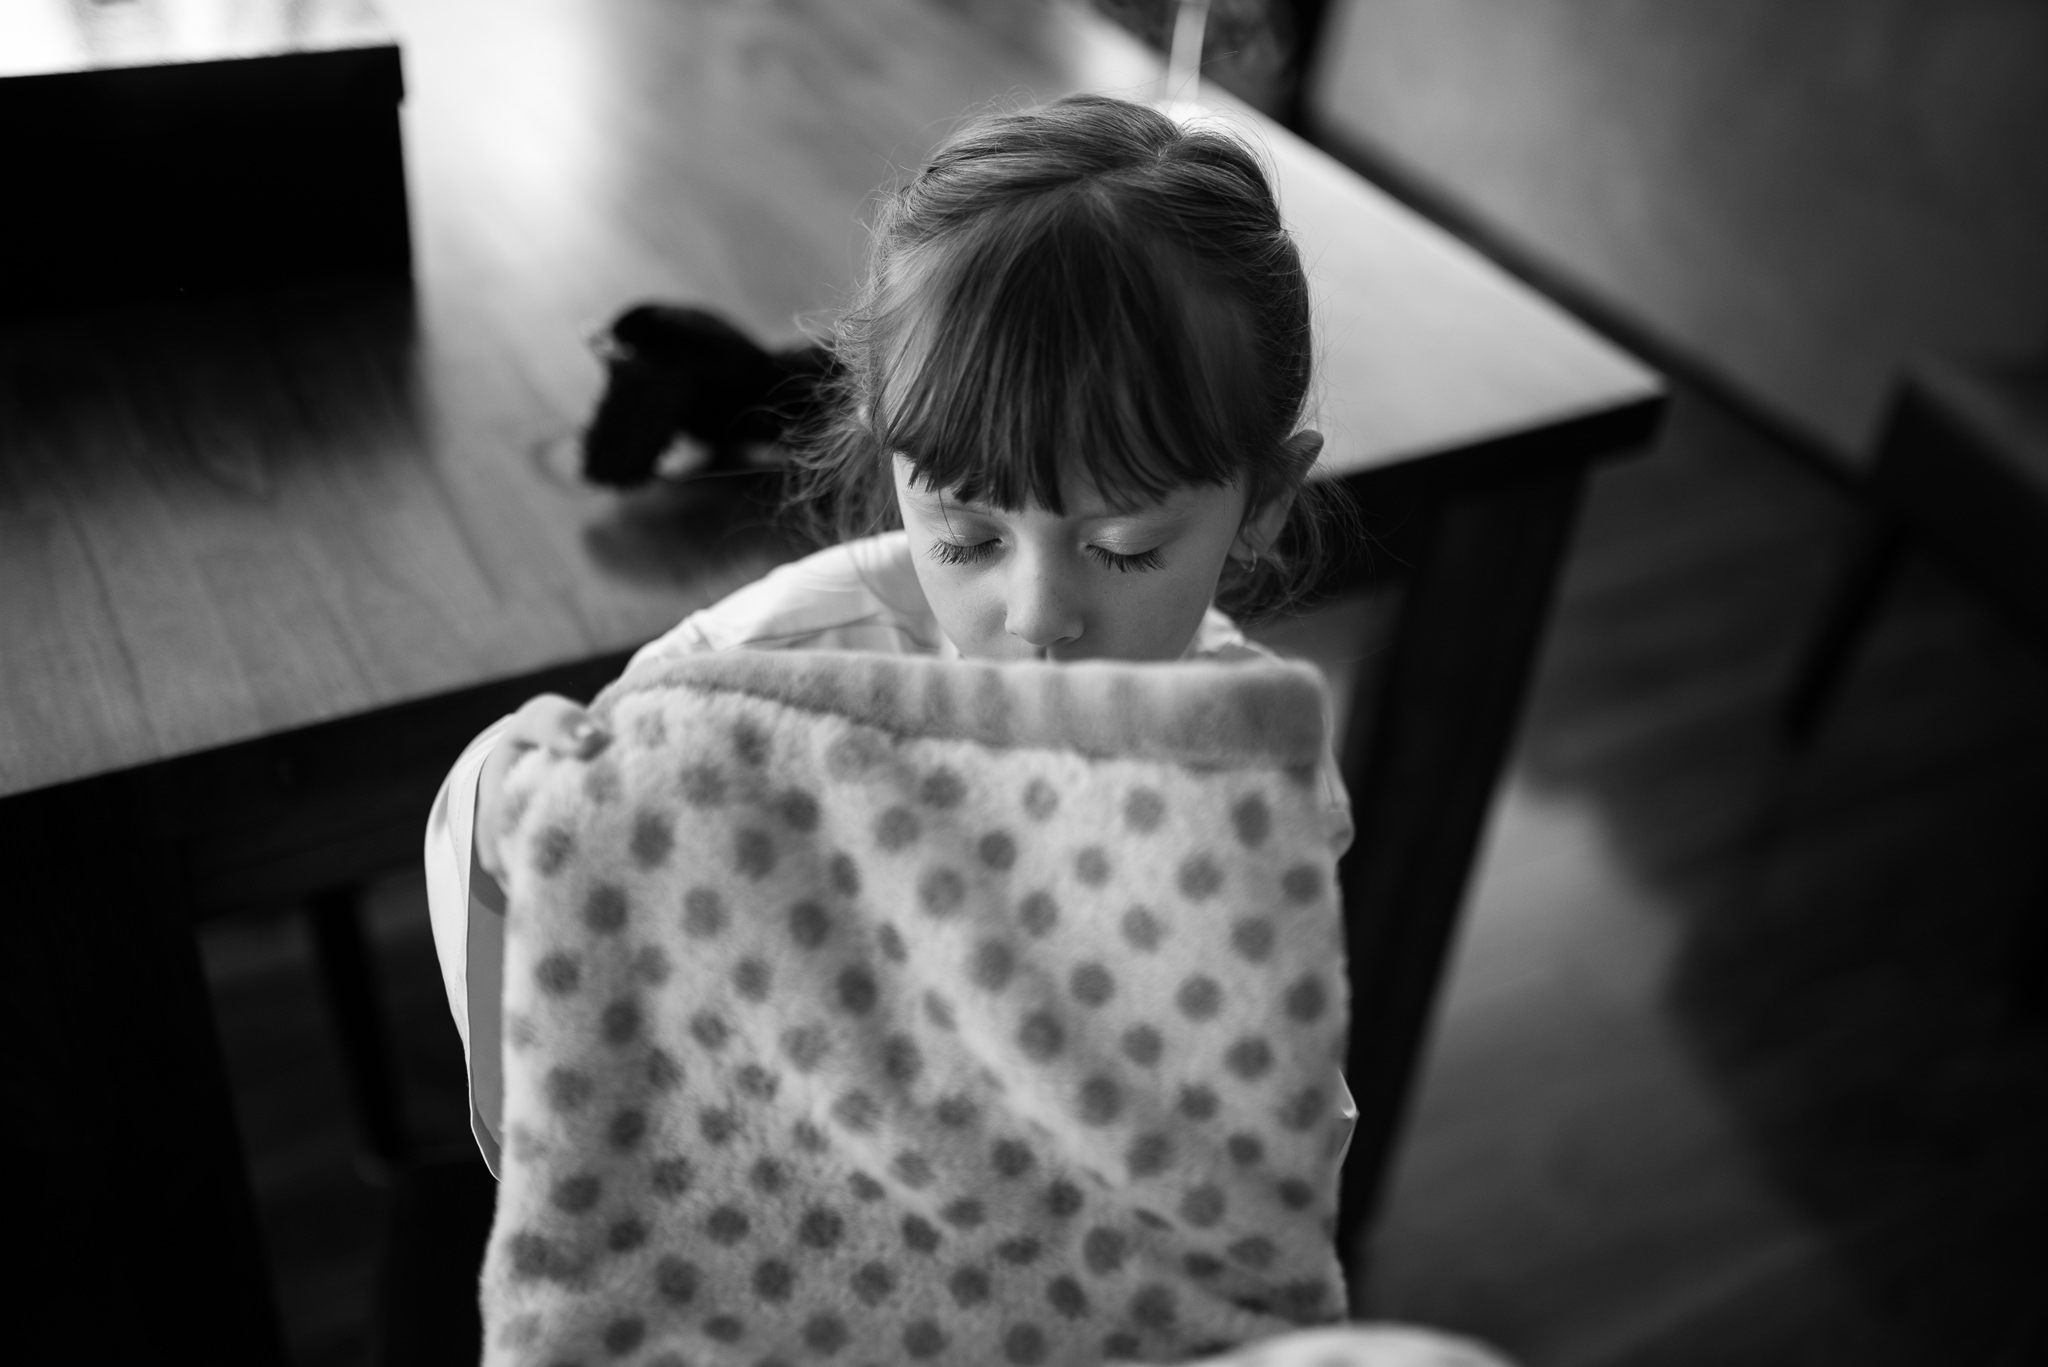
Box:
[1074,846,1112,886]
[1121,905,1163,951]
[1177,855,1223,901]
[1018,890,1060,937]
[629,809,673,868]
[876,806,920,850]
[481,656,1348,1365]
[1017,1011,1065,1061]
[1124,787,1166,832]
[980,830,1019,870]
[534,953,580,996]
[1070,962,1115,1007]
[1177,974,1223,1021]
[582,883,628,934]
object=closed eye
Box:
[927,539,1164,573]
[1086,545,1164,573]
[928,538,1001,567]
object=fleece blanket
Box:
[480,650,1352,1366]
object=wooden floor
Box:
[198,381,2048,1365]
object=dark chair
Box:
[370,1148,499,1367]
[300,884,499,1362]
[1782,353,2048,744]
[306,884,415,1183]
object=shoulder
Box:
[630,531,942,664]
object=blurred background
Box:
[7,0,2044,1363]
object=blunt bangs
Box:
[869,188,1266,515]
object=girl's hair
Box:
[788,91,1346,618]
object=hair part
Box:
[787,92,1350,619]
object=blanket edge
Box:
[589,651,1330,773]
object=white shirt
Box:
[424,531,1354,1173]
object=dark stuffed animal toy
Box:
[580,304,842,488]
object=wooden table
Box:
[0,0,410,307]
[0,0,1660,1354]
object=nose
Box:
[1003,551,1083,652]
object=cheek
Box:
[1164,532,1235,605]
[1103,561,1227,654]
[907,554,995,634]
[1163,543,1235,627]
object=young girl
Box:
[424,90,1352,1180]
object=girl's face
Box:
[892,455,1267,662]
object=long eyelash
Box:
[928,540,1162,573]
[1087,546,1165,573]
[928,539,1000,567]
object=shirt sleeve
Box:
[423,716,512,1176]
[626,612,717,672]
[1321,751,1355,859]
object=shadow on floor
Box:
[1512,383,2048,1364]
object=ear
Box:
[1231,430,1323,562]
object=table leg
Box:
[1332,463,1590,1284]
[7,774,287,1362]
[1780,513,1907,746]
[309,882,411,1180]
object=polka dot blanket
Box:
[481,649,1357,1366]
